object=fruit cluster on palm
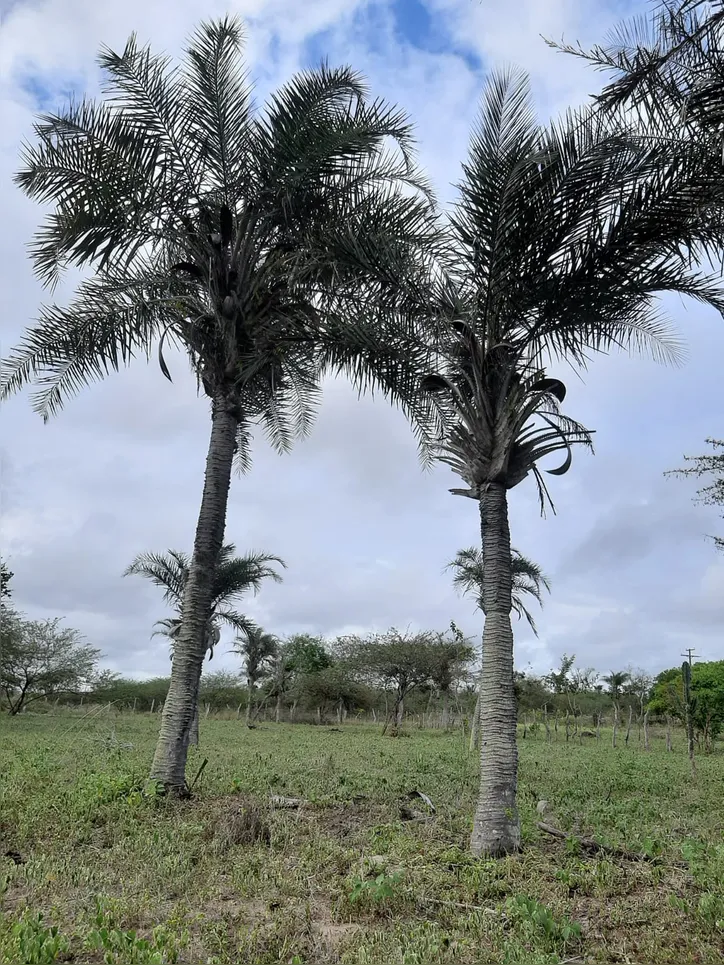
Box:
[4,13,724,856]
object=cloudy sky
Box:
[1,0,723,683]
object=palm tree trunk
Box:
[149,395,239,794]
[246,682,254,726]
[275,692,282,724]
[441,691,450,730]
[471,483,520,858]
[189,704,199,746]
[612,703,619,748]
[469,685,481,752]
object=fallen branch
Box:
[536,822,687,866]
[407,789,435,813]
[270,795,305,809]
[417,895,498,915]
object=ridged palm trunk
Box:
[470,483,520,857]
[245,683,254,726]
[189,704,200,747]
[149,395,239,794]
[469,679,481,751]
[441,691,450,729]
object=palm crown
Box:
[2,16,437,459]
[424,68,724,510]
[232,628,279,682]
[448,546,551,634]
[124,544,285,657]
[603,670,632,702]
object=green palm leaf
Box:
[447,546,551,635]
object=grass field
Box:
[1,712,723,964]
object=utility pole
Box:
[681,650,698,770]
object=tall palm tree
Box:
[1,17,438,794]
[232,628,278,725]
[125,544,284,742]
[448,547,550,635]
[422,68,724,857]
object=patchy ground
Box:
[1,712,722,964]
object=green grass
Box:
[1,712,723,964]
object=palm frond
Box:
[549,1,724,130]
[209,550,285,611]
[181,15,254,205]
[0,267,174,420]
[124,549,190,606]
[14,99,168,287]
[214,607,258,638]
[97,32,203,199]
[446,544,551,635]
[151,616,182,639]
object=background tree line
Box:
[3,551,721,753]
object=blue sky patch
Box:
[301,0,482,76]
[16,71,84,112]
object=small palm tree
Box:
[125,544,283,648]
[232,628,279,725]
[422,68,724,856]
[448,547,551,635]
[2,16,437,794]
[265,641,296,723]
[603,669,632,748]
[125,544,284,741]
[603,670,631,705]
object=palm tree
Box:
[265,641,296,723]
[2,17,438,794]
[603,670,632,704]
[603,669,632,748]
[448,546,550,635]
[125,544,283,647]
[422,68,724,857]
[125,544,284,742]
[232,628,278,725]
